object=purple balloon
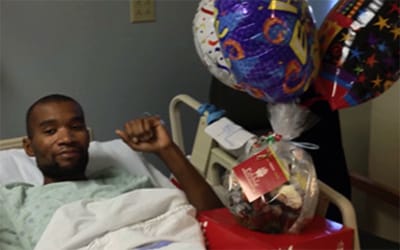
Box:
[215,0,320,103]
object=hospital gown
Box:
[0,167,153,250]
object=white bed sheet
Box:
[35,188,205,250]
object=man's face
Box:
[24,101,90,180]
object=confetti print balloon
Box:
[193,0,238,88]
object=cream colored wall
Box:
[340,82,399,242]
[367,82,399,242]
[340,103,371,175]
[369,82,399,189]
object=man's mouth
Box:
[58,149,81,159]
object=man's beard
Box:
[38,155,89,180]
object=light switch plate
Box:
[130,0,155,23]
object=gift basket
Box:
[224,103,320,234]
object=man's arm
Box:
[115,116,223,211]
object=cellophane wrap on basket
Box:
[224,103,319,234]
[266,102,319,141]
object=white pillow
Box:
[0,148,43,185]
[0,139,173,188]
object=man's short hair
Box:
[26,94,84,138]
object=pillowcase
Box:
[0,139,173,188]
[0,149,43,185]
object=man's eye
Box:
[71,124,85,130]
[44,128,56,135]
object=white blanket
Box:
[34,188,205,250]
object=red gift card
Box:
[233,147,289,202]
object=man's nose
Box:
[57,128,74,143]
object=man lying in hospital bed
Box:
[0,94,223,250]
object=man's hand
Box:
[115,116,173,154]
[116,115,223,211]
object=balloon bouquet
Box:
[192,0,399,234]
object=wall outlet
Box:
[130,0,155,23]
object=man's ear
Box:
[23,137,35,157]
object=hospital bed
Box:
[0,94,361,249]
[169,94,361,250]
